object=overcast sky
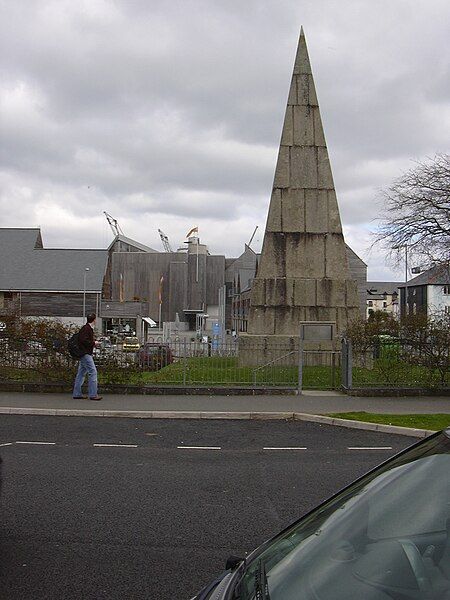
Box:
[1,0,449,280]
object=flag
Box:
[186,226,198,239]
[158,275,164,304]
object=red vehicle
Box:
[138,343,173,370]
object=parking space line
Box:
[0,442,13,447]
[93,443,138,448]
[16,441,56,445]
[177,446,221,450]
[348,446,392,450]
[263,447,307,450]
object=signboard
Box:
[300,322,334,341]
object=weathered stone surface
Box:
[266,189,282,232]
[290,146,317,188]
[281,188,305,232]
[274,306,306,335]
[316,279,346,307]
[304,306,335,323]
[280,106,293,146]
[345,279,360,308]
[313,107,325,146]
[293,105,314,145]
[325,234,349,279]
[286,278,296,306]
[248,306,275,335]
[288,77,297,105]
[293,278,316,306]
[305,189,328,233]
[251,278,266,306]
[328,190,343,233]
[317,147,334,189]
[286,233,325,279]
[297,74,318,106]
[266,278,287,306]
[257,233,286,278]
[293,29,311,75]
[273,146,290,188]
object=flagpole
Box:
[158,274,163,330]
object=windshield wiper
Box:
[254,559,271,600]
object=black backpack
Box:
[67,333,85,359]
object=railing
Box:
[252,350,298,387]
[341,338,449,390]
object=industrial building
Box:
[0,223,368,340]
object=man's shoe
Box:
[89,396,103,401]
[73,395,88,399]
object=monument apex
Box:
[246,28,360,346]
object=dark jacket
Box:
[78,323,95,355]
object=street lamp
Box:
[392,245,408,316]
[83,267,90,318]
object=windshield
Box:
[124,337,138,344]
[234,432,450,600]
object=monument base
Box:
[238,333,341,367]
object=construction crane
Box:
[104,212,124,237]
[247,225,258,248]
[158,229,173,253]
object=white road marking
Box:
[0,442,13,447]
[263,447,307,450]
[177,446,221,450]
[93,443,138,448]
[16,441,56,445]
[348,447,392,450]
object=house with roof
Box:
[398,263,450,318]
[0,228,108,326]
[366,281,400,319]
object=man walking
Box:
[73,313,102,401]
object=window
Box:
[368,300,373,307]
[383,301,387,308]
[444,285,450,295]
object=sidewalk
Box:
[0,390,448,415]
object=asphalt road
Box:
[0,416,416,600]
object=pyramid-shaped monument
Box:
[246,28,359,343]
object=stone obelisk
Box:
[244,28,359,353]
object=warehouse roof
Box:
[0,228,108,292]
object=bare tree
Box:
[373,154,450,267]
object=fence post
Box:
[347,340,353,390]
[341,338,348,389]
[183,338,187,386]
[331,352,336,390]
[342,338,353,390]
[297,335,303,395]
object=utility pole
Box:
[393,245,408,317]
[83,267,90,318]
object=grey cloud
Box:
[1,0,449,280]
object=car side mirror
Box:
[225,555,244,571]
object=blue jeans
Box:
[73,354,98,398]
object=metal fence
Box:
[0,336,341,390]
[3,334,446,391]
[342,338,450,391]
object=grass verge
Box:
[327,412,450,431]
